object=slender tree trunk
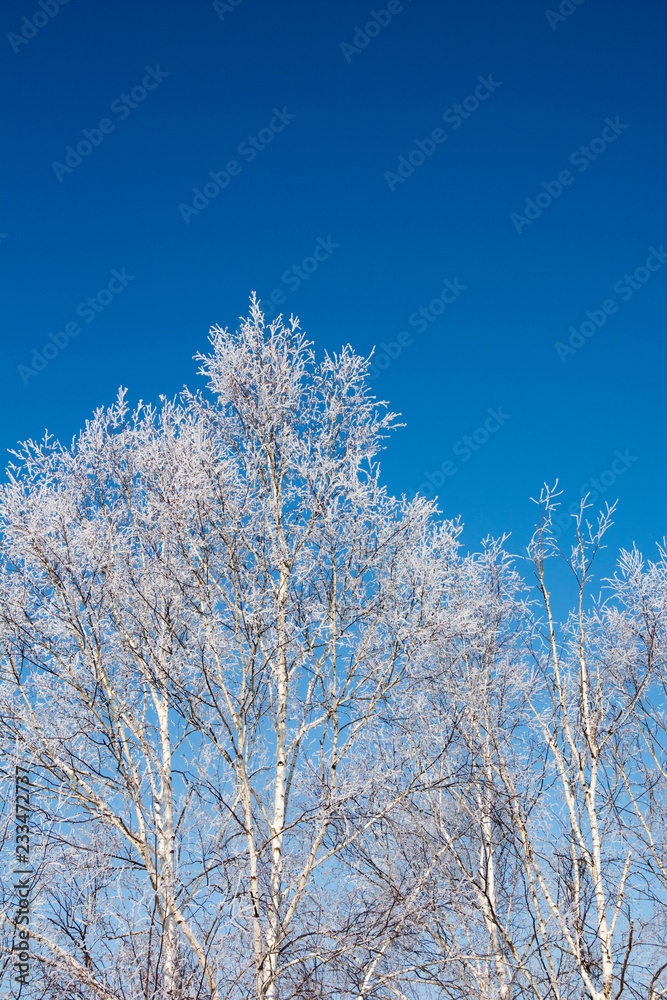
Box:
[479,814,509,999]
[156,689,181,998]
[578,644,614,1000]
[264,561,289,1000]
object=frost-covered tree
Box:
[349,492,667,1000]
[0,297,461,999]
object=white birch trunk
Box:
[156,688,181,998]
[263,561,289,1000]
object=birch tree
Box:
[339,492,667,1000]
[0,297,462,999]
[514,489,652,1000]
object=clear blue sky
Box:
[2,0,665,585]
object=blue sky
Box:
[2,0,665,587]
